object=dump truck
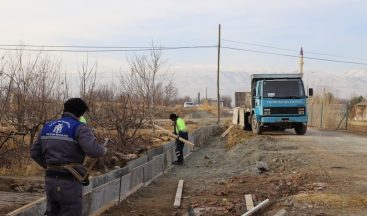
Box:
[245,73,313,135]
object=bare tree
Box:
[126,46,175,132]
[1,50,66,146]
[163,79,178,106]
[87,84,147,151]
[221,95,232,108]
[79,56,98,107]
[88,48,173,149]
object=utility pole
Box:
[299,46,304,77]
[217,24,221,124]
[205,87,207,102]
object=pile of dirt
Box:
[189,173,311,215]
[225,125,253,149]
[186,135,337,215]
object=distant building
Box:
[234,92,251,107]
[354,100,367,121]
[207,99,224,108]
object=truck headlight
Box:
[298,107,305,115]
[264,108,271,116]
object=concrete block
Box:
[183,144,189,157]
[85,166,128,193]
[129,164,144,193]
[152,154,164,175]
[119,173,131,199]
[85,178,120,215]
[90,166,128,189]
[90,175,107,189]
[147,146,163,161]
[189,136,195,149]
[143,160,154,185]
[127,155,148,171]
[82,193,92,216]
[101,178,120,206]
[83,183,94,194]
[89,185,104,214]
[196,132,204,145]
[153,153,165,165]
[163,141,175,152]
[164,148,174,169]
[170,147,178,163]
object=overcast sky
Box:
[0,0,366,98]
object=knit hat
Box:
[64,98,89,117]
[169,113,178,120]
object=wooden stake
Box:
[6,197,46,216]
[220,125,234,138]
[153,124,195,147]
[173,180,184,208]
[244,194,254,211]
[241,199,270,216]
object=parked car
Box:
[183,102,196,108]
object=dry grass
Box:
[0,108,202,177]
[198,102,218,116]
[308,103,347,130]
[294,192,367,209]
[349,121,367,133]
[0,161,44,176]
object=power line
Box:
[223,39,295,52]
[222,46,367,66]
[1,40,366,66]
[0,45,217,52]
[0,44,159,49]
[222,38,367,61]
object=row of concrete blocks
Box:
[6,125,218,216]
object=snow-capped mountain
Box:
[173,69,367,100]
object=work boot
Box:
[172,161,183,166]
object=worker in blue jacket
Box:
[31,98,107,216]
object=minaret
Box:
[299,46,304,77]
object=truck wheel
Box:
[251,115,262,135]
[294,123,307,135]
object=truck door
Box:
[254,81,262,117]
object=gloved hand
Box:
[81,176,90,186]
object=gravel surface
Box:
[103,127,367,216]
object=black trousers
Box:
[45,172,82,216]
[175,131,188,163]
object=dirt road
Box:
[103,127,367,216]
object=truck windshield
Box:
[263,80,305,98]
